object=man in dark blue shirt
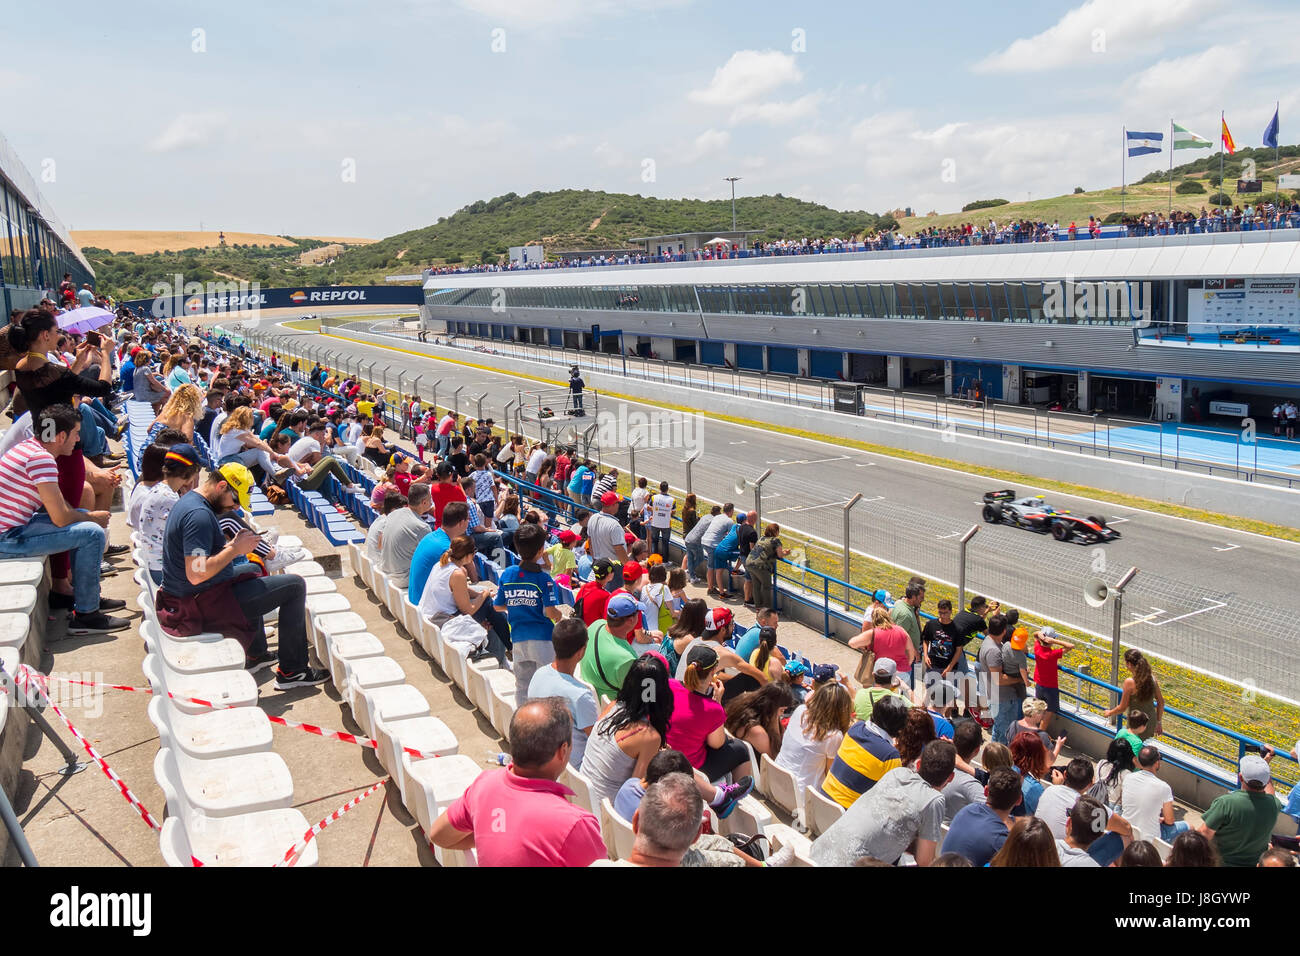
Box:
[942,766,1021,866]
[161,463,327,690]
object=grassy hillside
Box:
[899,145,1300,233]
[324,189,898,280]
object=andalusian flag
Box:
[1221,117,1236,154]
[1172,122,1211,149]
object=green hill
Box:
[324,189,897,280]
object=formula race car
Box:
[980,489,1121,543]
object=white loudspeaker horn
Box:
[1083,578,1109,608]
[734,476,750,496]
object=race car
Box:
[980,489,1121,543]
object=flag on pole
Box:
[1221,117,1236,154]
[1126,130,1163,156]
[1263,106,1280,149]
[1172,122,1211,149]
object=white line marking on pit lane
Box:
[936,532,962,540]
[765,498,854,515]
[1122,610,1165,629]
[729,441,747,445]
[1123,599,1229,629]
[1211,543,1240,552]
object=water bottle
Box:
[484,750,509,766]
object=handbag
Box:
[441,613,488,656]
[853,629,876,685]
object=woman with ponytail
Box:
[1103,648,1165,740]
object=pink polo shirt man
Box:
[443,766,605,867]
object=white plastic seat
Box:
[274,535,303,550]
[559,765,602,826]
[304,592,351,635]
[487,679,517,740]
[717,794,772,838]
[144,653,259,715]
[373,713,459,800]
[354,684,430,738]
[416,616,444,668]
[0,613,29,650]
[400,596,422,638]
[312,611,367,658]
[153,739,294,818]
[759,753,800,816]
[600,798,634,861]
[358,551,377,591]
[142,621,246,675]
[341,656,406,712]
[322,630,386,688]
[804,785,845,836]
[399,753,481,854]
[465,656,501,711]
[146,694,273,760]
[285,560,324,578]
[155,749,317,867]
[0,646,18,736]
[303,575,337,595]
[346,541,363,580]
[765,822,816,866]
[142,655,270,758]
[385,578,404,619]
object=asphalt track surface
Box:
[271,321,1300,699]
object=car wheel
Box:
[1087,515,1107,528]
[1051,521,1072,541]
[982,505,1001,523]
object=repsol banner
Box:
[123,282,422,318]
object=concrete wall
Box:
[333,328,1300,526]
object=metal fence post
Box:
[431,379,442,413]
[629,435,641,488]
[957,524,980,611]
[383,365,390,398]
[503,399,515,437]
[685,451,700,495]
[842,493,863,607]
[476,393,486,422]
[452,385,464,415]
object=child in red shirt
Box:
[1032,627,1074,736]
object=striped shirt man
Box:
[822,720,902,809]
[0,438,59,533]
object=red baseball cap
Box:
[600,491,621,507]
[622,560,644,582]
[705,607,734,632]
[556,529,578,545]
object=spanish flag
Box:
[1221,116,1236,155]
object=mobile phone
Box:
[86,330,101,347]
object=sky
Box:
[4,0,1299,239]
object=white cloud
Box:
[786,133,836,158]
[593,140,626,168]
[730,92,824,125]
[974,0,1215,73]
[686,128,731,161]
[147,112,227,152]
[688,50,802,107]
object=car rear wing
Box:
[982,489,1016,503]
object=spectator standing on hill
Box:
[587,491,628,583]
[890,581,925,659]
[648,481,674,560]
[682,504,718,585]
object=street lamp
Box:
[724,176,741,232]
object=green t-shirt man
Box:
[1201,788,1279,867]
[578,619,636,702]
[890,601,922,654]
[853,684,907,723]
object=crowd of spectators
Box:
[418,198,1300,277]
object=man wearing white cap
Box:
[1196,750,1279,867]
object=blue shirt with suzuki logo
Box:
[494,563,560,643]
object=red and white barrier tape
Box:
[25,668,449,759]
[276,777,391,867]
[12,667,164,833]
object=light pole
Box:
[724,176,741,232]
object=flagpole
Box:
[1219,110,1225,205]
[1122,126,1126,216]
[1275,101,1280,199]
[1169,118,1174,214]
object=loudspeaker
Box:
[1083,578,1109,608]
[734,476,750,496]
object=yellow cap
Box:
[217,462,254,510]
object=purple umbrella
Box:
[56,306,115,336]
